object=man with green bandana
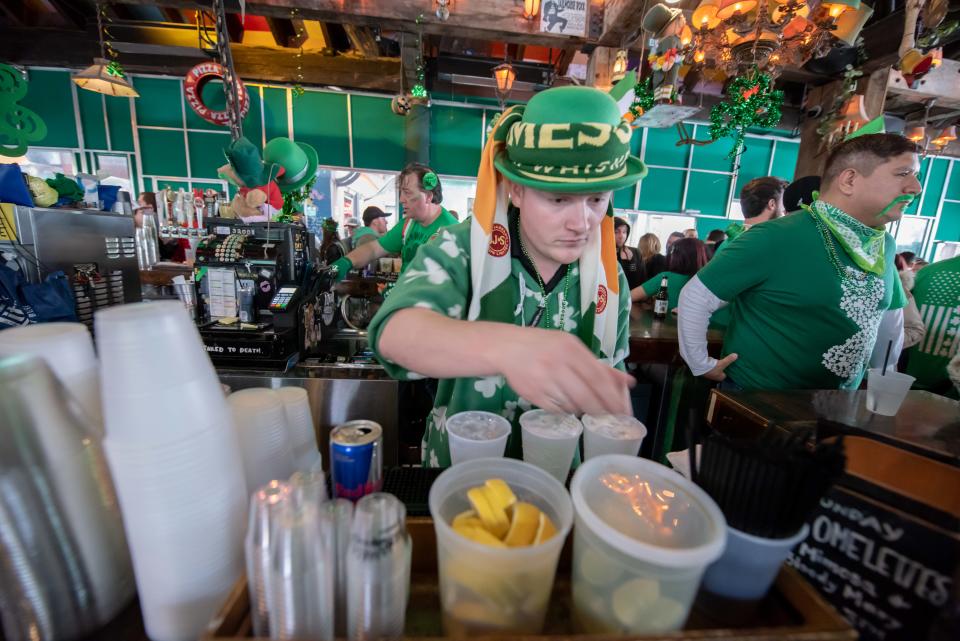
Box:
[679,134,920,390]
[329,162,457,279]
[367,86,646,468]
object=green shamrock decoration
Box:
[709,69,783,159]
[0,64,48,157]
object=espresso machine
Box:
[193,218,319,370]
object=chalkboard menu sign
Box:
[787,484,958,641]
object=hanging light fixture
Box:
[931,126,958,147]
[717,0,758,21]
[904,125,926,143]
[822,0,860,20]
[693,0,723,29]
[611,49,628,81]
[493,62,516,109]
[72,2,139,97]
[522,0,541,21]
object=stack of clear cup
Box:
[346,493,412,641]
[245,481,291,637]
[0,322,104,435]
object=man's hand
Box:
[703,353,738,382]
[330,256,352,283]
[496,329,635,416]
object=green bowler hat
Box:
[493,86,647,193]
[263,137,319,193]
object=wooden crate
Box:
[203,516,855,641]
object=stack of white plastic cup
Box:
[0,322,104,435]
[229,389,297,493]
[97,302,247,641]
[276,386,321,472]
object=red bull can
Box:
[330,421,383,500]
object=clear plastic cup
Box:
[582,414,647,460]
[229,389,296,492]
[519,409,583,483]
[446,411,511,464]
[428,458,573,637]
[569,455,727,634]
[865,368,915,416]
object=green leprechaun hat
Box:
[263,137,319,193]
[490,86,647,193]
[223,137,279,188]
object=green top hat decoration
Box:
[491,86,647,193]
[263,137,319,193]
[223,137,280,188]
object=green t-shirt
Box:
[906,256,960,390]
[640,271,691,312]
[377,207,458,272]
[697,212,906,391]
[368,220,632,468]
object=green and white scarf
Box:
[807,199,886,276]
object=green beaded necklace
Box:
[517,231,571,330]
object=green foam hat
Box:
[223,137,278,188]
[642,3,684,38]
[263,137,319,193]
[492,86,647,192]
[844,116,885,141]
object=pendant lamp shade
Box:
[832,1,873,45]
[693,0,723,29]
[73,59,140,98]
[717,0,758,20]
[904,126,926,143]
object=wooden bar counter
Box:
[627,308,724,364]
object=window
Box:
[11,148,77,179]
[95,153,134,196]
[440,177,477,221]
[616,211,697,252]
[892,216,932,257]
[303,168,400,237]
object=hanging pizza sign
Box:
[183,62,250,127]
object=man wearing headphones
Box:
[331,163,458,279]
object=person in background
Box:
[899,251,916,270]
[353,206,389,247]
[615,217,644,289]
[330,163,457,280]
[912,258,929,272]
[725,177,788,244]
[683,228,698,239]
[705,229,726,257]
[449,210,460,220]
[906,254,960,393]
[340,216,360,251]
[679,133,917,390]
[783,175,821,213]
[894,253,925,349]
[638,232,667,281]
[665,230,684,253]
[319,219,346,265]
[632,238,707,312]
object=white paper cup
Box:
[519,409,583,483]
[865,368,915,416]
[445,410,511,464]
[582,414,647,460]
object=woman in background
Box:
[637,232,667,282]
[632,238,708,312]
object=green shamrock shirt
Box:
[367,218,632,468]
[697,211,906,391]
[377,207,459,273]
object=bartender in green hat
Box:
[329,163,458,279]
[367,86,646,467]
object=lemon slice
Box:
[467,487,509,538]
[611,577,660,630]
[532,511,557,544]
[484,479,517,513]
[645,596,686,631]
[503,502,540,547]
[452,509,479,529]
[454,524,508,548]
[578,546,623,587]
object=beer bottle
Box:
[653,276,669,320]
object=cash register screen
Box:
[278,287,296,294]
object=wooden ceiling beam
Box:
[598,0,647,48]
[109,0,592,48]
[343,24,380,58]
[0,27,401,91]
[265,16,298,47]
[45,0,89,29]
